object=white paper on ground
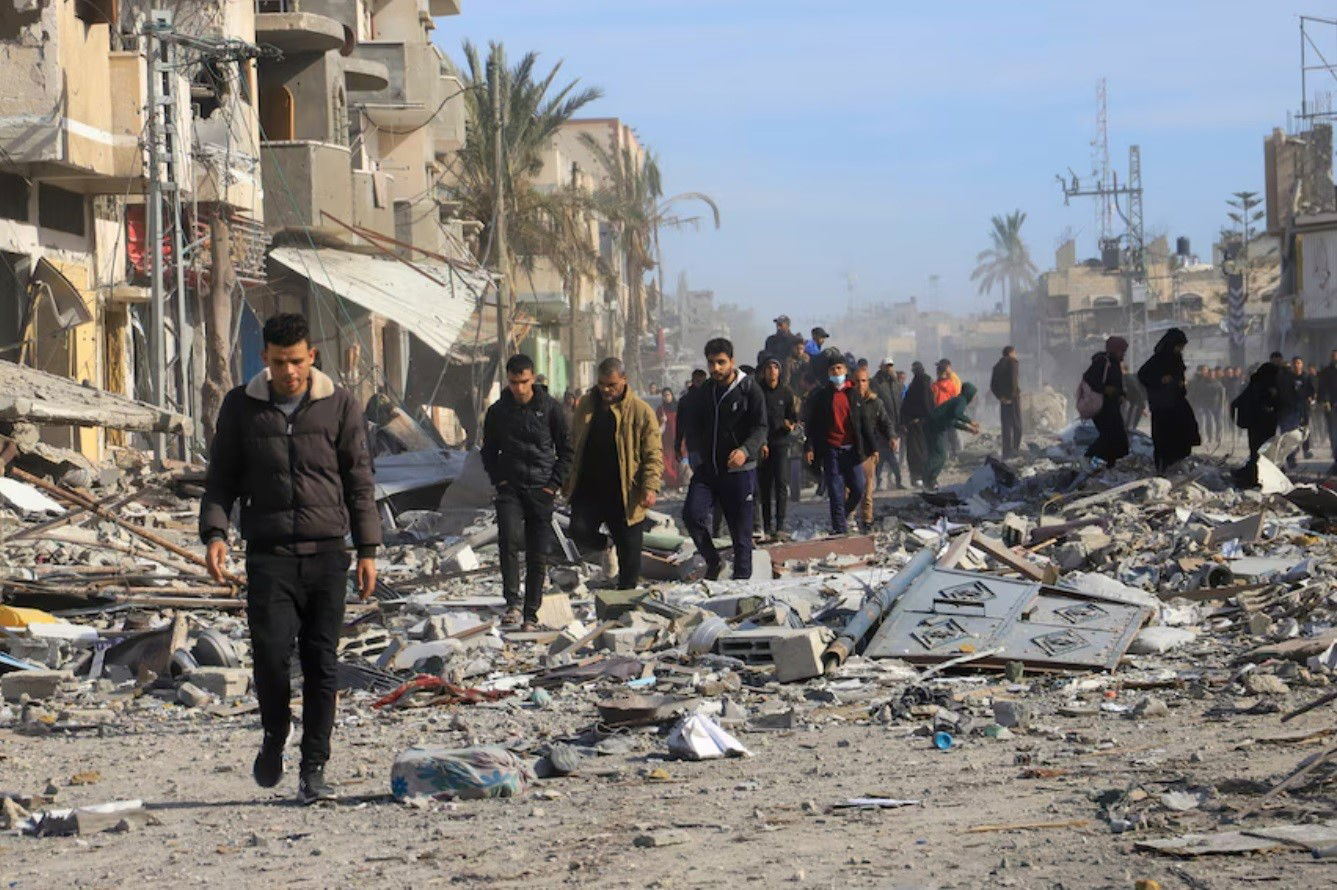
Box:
[667,713,753,760]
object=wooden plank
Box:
[936,532,974,570]
[763,534,876,565]
[970,531,1047,582]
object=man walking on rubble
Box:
[565,357,662,591]
[481,354,573,630]
[680,337,767,580]
[756,355,799,540]
[990,346,1023,459]
[803,355,871,534]
[201,313,379,805]
[1317,349,1337,474]
[872,357,903,489]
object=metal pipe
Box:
[822,547,936,672]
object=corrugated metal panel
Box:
[270,246,492,357]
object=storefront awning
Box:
[270,247,493,357]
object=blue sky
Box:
[439,1,1307,323]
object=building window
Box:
[0,173,29,221]
[74,0,117,25]
[38,185,87,236]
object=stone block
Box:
[186,667,251,698]
[772,628,831,683]
[1,668,73,701]
[594,589,643,621]
[536,592,575,629]
[176,682,213,708]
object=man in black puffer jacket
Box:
[201,313,380,806]
[481,353,573,630]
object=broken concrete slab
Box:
[1,668,73,701]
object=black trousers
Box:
[1000,400,1022,457]
[568,490,644,590]
[757,441,789,533]
[246,550,350,769]
[496,486,555,621]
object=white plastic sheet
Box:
[667,714,752,760]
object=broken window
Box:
[0,173,30,221]
[74,0,117,25]
[38,185,87,237]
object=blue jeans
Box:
[683,466,756,579]
[823,446,865,534]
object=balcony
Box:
[0,28,144,194]
[432,73,466,158]
[260,141,352,234]
[347,41,445,126]
[254,0,347,55]
[342,56,390,92]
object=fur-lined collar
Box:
[244,366,336,402]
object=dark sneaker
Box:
[297,766,336,805]
[704,561,724,581]
[252,732,285,789]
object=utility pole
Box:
[490,57,510,391]
[1225,191,1264,368]
[144,10,192,460]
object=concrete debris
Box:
[7,416,1337,884]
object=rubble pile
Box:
[7,423,1337,875]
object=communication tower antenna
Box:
[1093,78,1113,244]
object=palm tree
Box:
[448,42,603,268]
[579,133,719,381]
[971,210,1038,313]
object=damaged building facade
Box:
[0,0,654,458]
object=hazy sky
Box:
[440,1,1307,326]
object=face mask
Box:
[829,374,846,387]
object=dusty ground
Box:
[5,450,1337,888]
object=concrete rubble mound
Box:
[6,427,1337,886]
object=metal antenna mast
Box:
[1055,145,1145,282]
[1093,78,1112,243]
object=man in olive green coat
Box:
[565,356,664,589]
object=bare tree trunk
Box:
[201,215,235,445]
[625,274,644,386]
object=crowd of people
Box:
[194,310,1337,804]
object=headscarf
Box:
[960,382,977,404]
[1154,328,1187,354]
[1105,336,1129,359]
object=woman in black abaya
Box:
[1136,328,1200,472]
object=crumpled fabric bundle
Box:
[391,745,536,801]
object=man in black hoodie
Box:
[481,354,573,630]
[756,356,798,539]
[679,338,768,579]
